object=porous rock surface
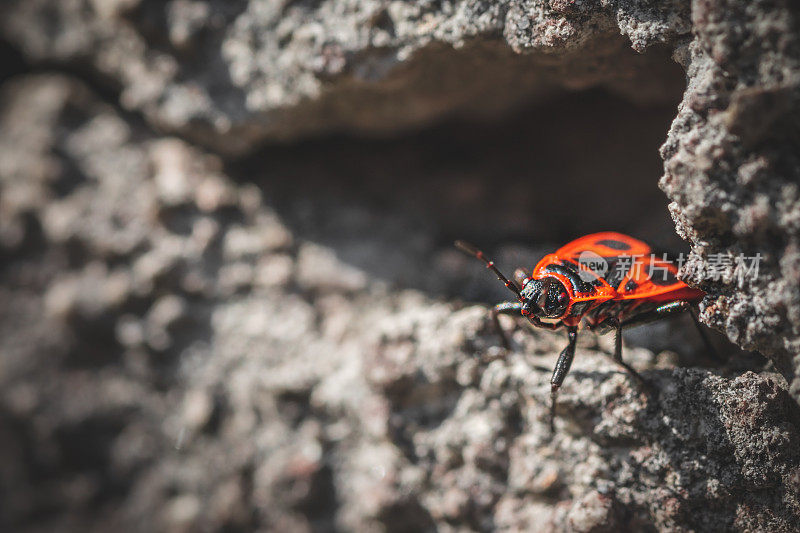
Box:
[2,74,800,532]
[1,0,687,153]
[2,1,798,391]
[2,0,800,532]
[659,0,800,400]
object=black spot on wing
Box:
[602,256,631,289]
[596,239,632,251]
[625,279,638,292]
[648,266,679,286]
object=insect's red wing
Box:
[618,254,705,302]
[528,232,644,317]
[547,232,651,294]
[550,232,703,302]
[553,232,651,259]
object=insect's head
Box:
[519,277,570,318]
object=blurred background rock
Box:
[1,1,799,531]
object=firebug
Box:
[456,232,717,430]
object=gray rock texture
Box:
[659,0,800,400]
[1,73,799,532]
[1,0,687,153]
[2,0,800,531]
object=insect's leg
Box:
[549,326,578,432]
[491,301,522,350]
[527,315,562,331]
[622,301,723,362]
[609,318,647,386]
[688,306,724,362]
[621,300,691,328]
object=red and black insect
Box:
[456,232,717,430]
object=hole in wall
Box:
[239,87,685,300]
[235,83,743,361]
[0,39,26,85]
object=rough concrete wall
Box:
[1,0,800,532]
[660,0,800,399]
[0,0,688,153]
[2,74,799,532]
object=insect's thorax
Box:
[530,255,617,321]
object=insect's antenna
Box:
[455,240,523,301]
